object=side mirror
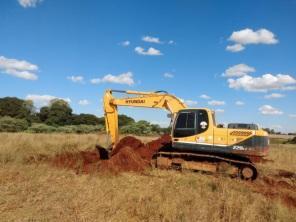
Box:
[217,124,224,128]
[167,113,173,119]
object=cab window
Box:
[175,112,195,129]
[173,112,196,137]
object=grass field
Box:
[0,133,295,222]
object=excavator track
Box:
[153,151,258,180]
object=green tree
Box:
[38,107,50,122]
[151,124,161,133]
[0,97,34,120]
[72,113,101,125]
[263,128,275,134]
[45,99,73,126]
[120,120,153,135]
[118,114,135,127]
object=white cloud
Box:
[142,36,162,44]
[208,100,225,106]
[282,86,296,90]
[228,74,296,92]
[235,101,245,106]
[134,47,163,56]
[120,41,130,47]
[26,94,71,107]
[200,94,211,100]
[259,105,283,115]
[229,28,278,45]
[264,93,285,99]
[289,114,296,118]
[215,109,225,113]
[0,56,38,80]
[183,100,198,106]
[90,71,134,85]
[164,72,174,78]
[226,44,245,52]
[226,28,278,52]
[67,75,84,83]
[18,0,43,8]
[223,64,255,77]
[78,99,90,106]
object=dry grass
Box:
[261,143,296,172]
[269,134,295,140]
[0,133,295,222]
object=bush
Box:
[0,116,29,132]
[27,124,104,134]
[55,125,75,133]
[71,124,104,134]
[27,123,57,133]
[56,124,104,134]
[284,136,296,144]
[291,137,296,144]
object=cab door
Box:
[172,109,213,150]
[195,109,213,146]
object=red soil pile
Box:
[100,146,148,172]
[101,134,171,172]
[50,134,172,173]
[111,136,144,156]
[51,150,100,171]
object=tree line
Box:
[0,97,169,135]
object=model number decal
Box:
[233,145,245,150]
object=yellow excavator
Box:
[103,89,269,180]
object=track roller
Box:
[239,165,257,180]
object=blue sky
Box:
[0,0,296,132]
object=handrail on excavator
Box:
[107,89,169,95]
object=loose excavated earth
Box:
[50,134,171,173]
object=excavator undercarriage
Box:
[153,150,257,180]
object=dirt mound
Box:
[139,134,171,160]
[51,150,101,172]
[49,134,172,173]
[100,146,149,172]
[101,134,172,172]
[111,136,144,156]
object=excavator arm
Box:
[103,89,187,148]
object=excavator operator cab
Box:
[173,109,210,138]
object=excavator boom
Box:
[104,89,187,147]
